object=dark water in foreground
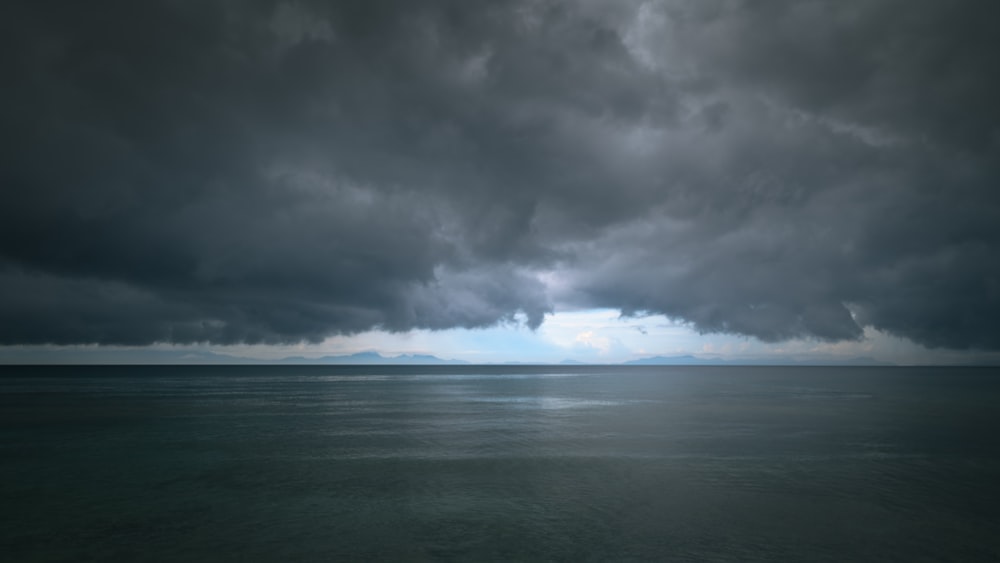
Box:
[2,366,999,562]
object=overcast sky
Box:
[2,0,999,363]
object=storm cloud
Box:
[1,0,998,349]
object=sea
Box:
[2,365,999,562]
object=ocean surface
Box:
[2,365,999,562]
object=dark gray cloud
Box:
[1,0,998,349]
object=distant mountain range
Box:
[0,349,897,366]
[623,354,892,366]
[0,349,468,365]
[276,351,468,365]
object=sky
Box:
[2,0,999,364]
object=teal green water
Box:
[2,366,999,561]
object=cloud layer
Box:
[2,0,998,349]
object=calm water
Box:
[2,365,999,562]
